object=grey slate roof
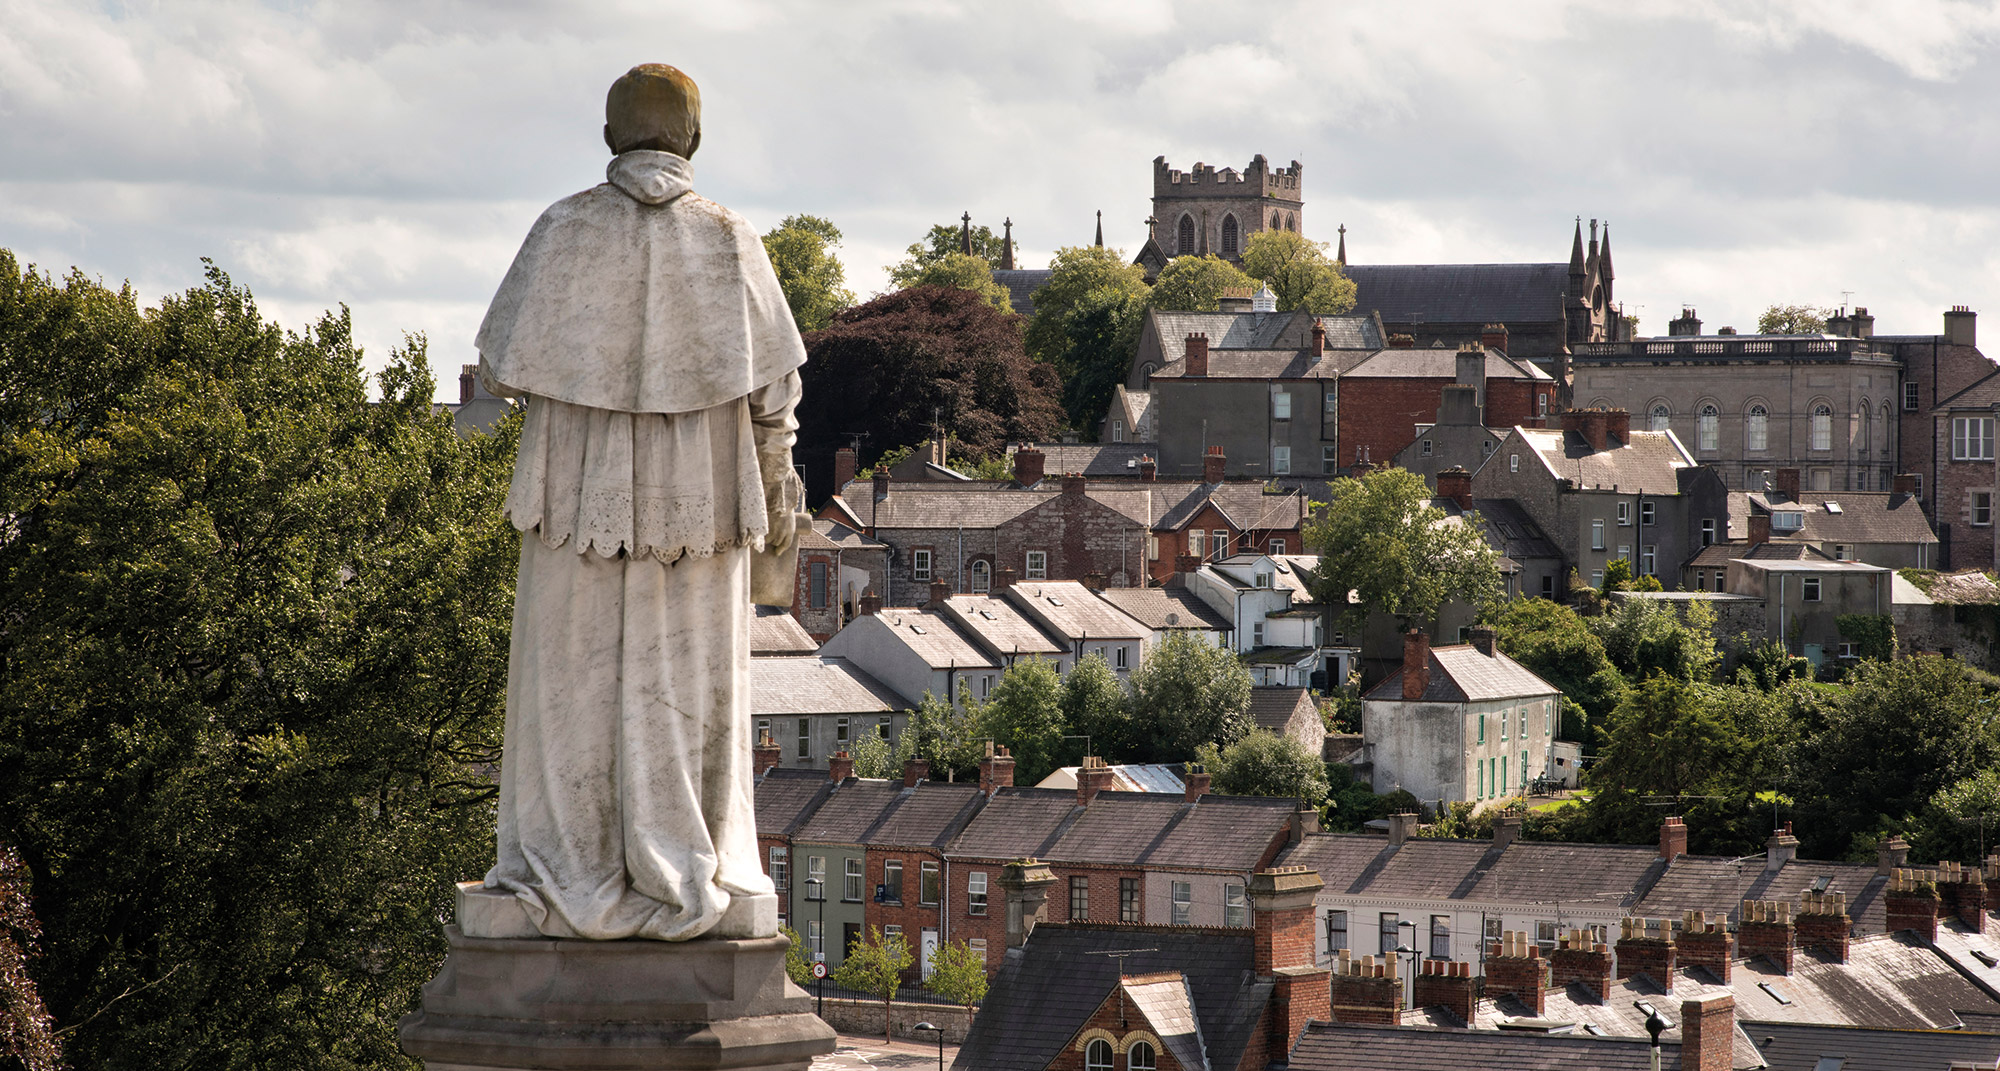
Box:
[1289,1020,1677,1071]
[1044,792,1296,871]
[1464,498,1564,566]
[989,268,1053,317]
[755,767,835,836]
[1153,347,1373,381]
[750,656,911,717]
[830,478,1307,535]
[750,607,819,656]
[1018,442,1158,478]
[1686,541,1838,569]
[939,594,1065,660]
[948,787,1084,860]
[1747,1020,2000,1071]
[1095,587,1234,632]
[1277,833,1663,907]
[1009,581,1148,641]
[1631,856,1889,934]
[1344,262,1572,325]
[952,924,1271,1071]
[1513,427,1696,496]
[810,517,888,551]
[1343,346,1553,381]
[790,778,983,849]
[1248,687,1316,733]
[870,608,1001,670]
[1363,643,1560,703]
[1733,491,1938,548]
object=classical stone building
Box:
[1569,318,1904,495]
[1133,155,1304,276]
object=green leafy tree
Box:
[1061,653,1134,763]
[831,926,913,1041]
[1023,245,1149,364]
[893,252,1014,312]
[1494,598,1627,741]
[1196,731,1330,802]
[1592,598,1721,683]
[1584,678,1785,854]
[1148,255,1255,312]
[1735,638,1813,691]
[0,254,518,1068]
[1793,656,2000,859]
[925,940,989,1010]
[849,729,896,779]
[1600,558,1635,592]
[762,214,854,331]
[1127,633,1254,760]
[895,688,986,781]
[974,657,1068,785]
[0,844,61,1071]
[1757,304,1836,335]
[1024,247,1152,432]
[1912,770,2000,865]
[1240,230,1356,314]
[1322,764,1380,833]
[891,222,1007,277]
[1304,467,1502,633]
[780,924,817,987]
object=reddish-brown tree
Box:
[797,285,1063,503]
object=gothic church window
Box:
[1286,212,1297,231]
[1272,211,1282,230]
[1221,214,1239,255]
[1177,215,1196,255]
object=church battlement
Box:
[1154,154,1303,200]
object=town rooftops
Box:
[1631,854,1888,933]
[1152,347,1374,381]
[1344,261,1573,325]
[1009,441,1157,478]
[1147,308,1380,360]
[749,656,911,717]
[1506,426,1695,495]
[1009,581,1148,641]
[946,786,1083,860]
[791,777,985,849]
[1746,1020,2000,1071]
[808,517,888,551]
[944,785,1297,872]
[1364,642,1559,703]
[754,767,835,837]
[1342,345,1553,381]
[1686,541,1841,569]
[1117,974,1207,1071]
[1289,1019,1672,1071]
[988,267,1052,317]
[937,594,1065,659]
[1248,686,1318,734]
[869,608,1001,670]
[952,923,1270,1071]
[750,606,819,656]
[826,475,1308,534]
[1733,490,1937,548]
[1035,763,1188,794]
[1094,586,1234,632]
[1277,832,1665,907]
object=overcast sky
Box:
[6,0,2000,398]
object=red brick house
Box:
[1336,338,1554,474]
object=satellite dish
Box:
[1166,612,1180,626]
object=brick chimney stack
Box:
[1062,473,1087,497]
[1796,891,1851,963]
[1492,813,1522,848]
[459,363,477,405]
[1679,911,1734,982]
[928,580,951,609]
[1615,917,1676,988]
[1139,455,1157,482]
[1946,305,1978,347]
[1075,756,1113,804]
[1878,835,1910,875]
[1251,867,1332,1051]
[828,750,854,782]
[1184,769,1212,802]
[1013,447,1046,487]
[753,732,782,777]
[1388,333,1415,349]
[1185,333,1210,376]
[1748,514,1771,546]
[1939,861,1989,933]
[1327,953,1402,1025]
[1174,554,1201,576]
[1681,994,1736,1071]
[979,744,1015,795]
[1773,467,1801,503]
[1082,571,1107,592]
[1603,408,1630,443]
[1203,445,1227,484]
[1894,472,1919,496]
[1481,323,1509,353]
[1436,467,1473,510]
[873,470,891,502]
[859,591,882,616]
[1550,928,1613,998]
[995,566,1017,592]
[1886,868,1942,941]
[1660,816,1688,861]
[1401,630,1431,700]
[1311,320,1326,358]
[902,757,931,788]
[1486,931,1550,1015]
[1412,960,1477,1026]
[1468,626,1497,658]
[834,446,858,491]
[1560,408,1608,451]
[1736,899,1795,974]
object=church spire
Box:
[1569,217,1586,276]
[1599,222,1614,282]
[960,211,973,256]
[1336,223,1347,266]
[1000,217,1015,270]
[1094,210,1103,248]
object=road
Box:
[812,1032,961,1071]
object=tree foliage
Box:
[1592,598,1721,683]
[779,924,818,988]
[1148,255,1255,312]
[761,214,854,332]
[1060,653,1133,763]
[797,286,1064,502]
[0,253,518,1069]
[1494,598,1627,742]
[892,253,1014,312]
[1305,467,1502,632]
[925,940,989,1010]
[1240,230,1356,314]
[1584,678,1789,854]
[1025,246,1151,433]
[976,658,1068,786]
[1197,732,1330,803]
[894,688,986,781]
[0,844,61,1071]
[1126,633,1253,761]
[830,927,913,1041]
[891,222,1007,277]
[1757,304,1836,335]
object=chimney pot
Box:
[979,744,1016,795]
[828,750,854,782]
[1401,630,1431,700]
[1076,757,1113,804]
[753,732,782,777]
[1139,455,1157,481]
[1481,323,1509,353]
[1013,447,1046,487]
[1185,332,1210,376]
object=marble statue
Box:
[471,63,805,942]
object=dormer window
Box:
[1255,572,1273,588]
[1772,511,1805,531]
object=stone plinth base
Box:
[399,926,836,1070]
[454,882,780,941]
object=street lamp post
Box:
[1394,919,1420,1010]
[806,877,827,1018]
[913,1021,944,1071]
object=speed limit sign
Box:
[811,961,828,979]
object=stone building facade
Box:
[1137,155,1304,273]
[1569,328,1903,494]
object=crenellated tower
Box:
[1146,154,1304,266]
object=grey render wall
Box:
[755,711,912,770]
[787,844,869,967]
[1154,376,1338,479]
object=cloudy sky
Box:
[6,0,2000,398]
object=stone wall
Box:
[811,995,977,1044]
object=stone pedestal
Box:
[400,886,835,1070]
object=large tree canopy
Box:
[0,252,517,1069]
[1148,255,1255,312]
[761,214,854,332]
[797,285,1063,502]
[1024,245,1150,433]
[1757,304,1835,335]
[1241,230,1356,314]
[1304,466,1502,632]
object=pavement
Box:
[811,1032,960,1071]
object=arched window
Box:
[1085,1040,1114,1071]
[1220,214,1239,255]
[1649,405,1670,432]
[1176,215,1196,255]
[1859,404,1871,456]
[1812,404,1833,451]
[1128,1041,1157,1071]
[1698,405,1719,452]
[1286,212,1297,231]
[1746,405,1768,452]
[1140,362,1156,387]
[970,560,991,594]
[1881,404,1892,455]
[1272,211,1282,230]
